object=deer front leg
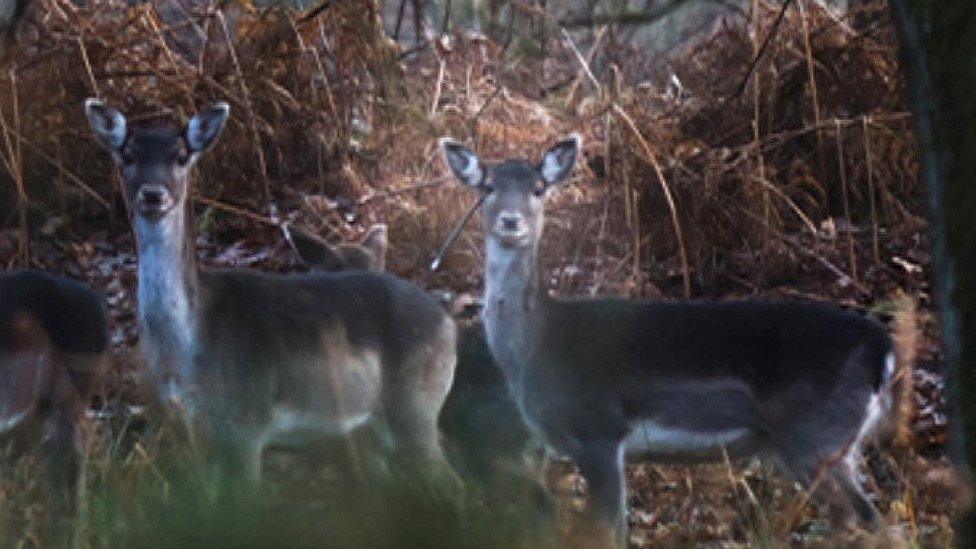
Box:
[195,416,268,503]
[574,440,627,548]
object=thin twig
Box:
[76,36,101,96]
[730,112,911,157]
[835,119,858,284]
[863,115,880,264]
[564,26,606,107]
[721,448,771,545]
[0,69,27,265]
[144,4,195,108]
[358,180,445,204]
[752,175,818,236]
[773,434,859,536]
[296,0,333,24]
[431,57,446,117]
[195,196,277,226]
[286,13,338,118]
[730,0,794,100]
[798,0,827,177]
[430,193,486,272]
[394,0,408,42]
[6,128,110,209]
[614,104,692,299]
[752,0,771,248]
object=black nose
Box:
[140,188,165,206]
[501,216,520,231]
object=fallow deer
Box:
[283,222,388,273]
[0,270,108,513]
[281,219,536,485]
[440,135,896,545]
[85,99,458,490]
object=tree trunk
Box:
[889,0,976,543]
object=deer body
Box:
[0,270,108,513]
[87,100,457,486]
[442,136,894,544]
[282,216,540,486]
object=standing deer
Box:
[0,270,108,515]
[281,219,538,489]
[85,99,458,490]
[440,135,896,545]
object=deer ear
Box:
[360,224,388,271]
[539,134,581,186]
[439,138,485,188]
[186,102,229,154]
[85,98,127,155]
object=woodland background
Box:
[0,0,969,547]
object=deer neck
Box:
[482,237,542,388]
[133,198,199,407]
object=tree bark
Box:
[889,0,976,543]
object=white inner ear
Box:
[540,149,567,184]
[460,153,483,185]
[106,115,127,150]
[85,100,127,151]
[97,112,126,151]
[186,116,208,152]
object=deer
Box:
[0,270,108,518]
[282,219,530,480]
[285,220,538,476]
[281,216,548,519]
[84,99,459,492]
[282,222,388,273]
[440,135,898,545]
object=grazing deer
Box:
[283,222,388,272]
[0,270,108,513]
[440,135,896,544]
[85,99,458,490]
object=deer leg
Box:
[385,392,457,484]
[40,407,82,524]
[774,440,881,530]
[198,418,267,500]
[833,452,883,529]
[574,440,627,548]
[385,323,462,493]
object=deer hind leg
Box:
[42,352,96,519]
[772,425,881,531]
[40,406,83,517]
[383,319,460,491]
[833,451,883,529]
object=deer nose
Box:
[138,186,167,207]
[499,213,522,232]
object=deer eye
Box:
[533,184,546,196]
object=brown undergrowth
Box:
[0,0,965,547]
